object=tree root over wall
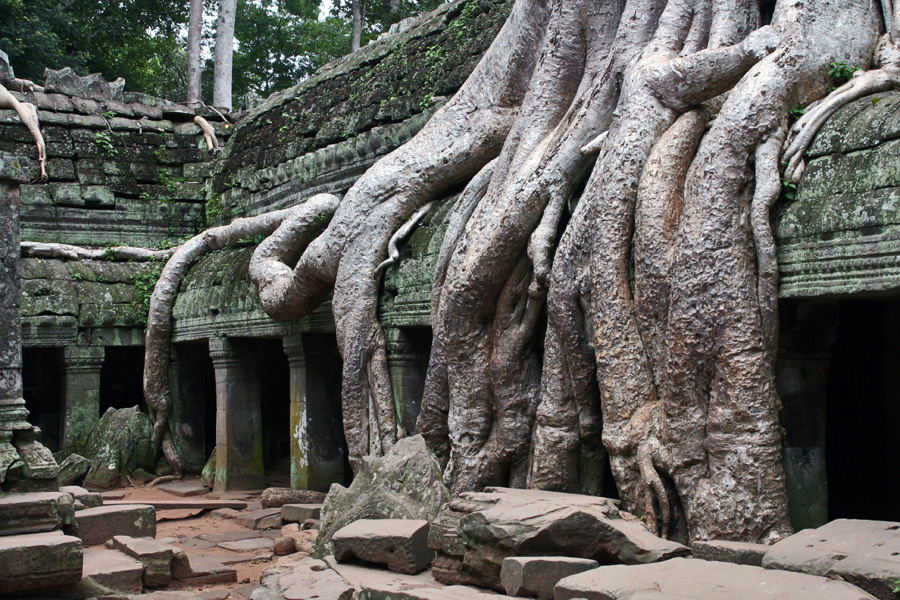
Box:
[142,0,900,544]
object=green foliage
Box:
[828,61,858,87]
[103,242,125,260]
[206,195,223,219]
[72,272,84,281]
[132,264,164,324]
[94,131,117,157]
[781,178,798,201]
[892,579,900,595]
[328,0,442,45]
[788,104,805,120]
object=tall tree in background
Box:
[352,0,364,51]
[213,0,237,108]
[186,0,203,104]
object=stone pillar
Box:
[384,328,429,434]
[61,346,104,451]
[169,345,209,473]
[283,335,309,490]
[209,337,265,491]
[777,299,837,530]
[0,155,58,491]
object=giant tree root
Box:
[0,83,46,180]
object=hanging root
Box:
[194,116,222,153]
[144,198,338,472]
[373,201,434,279]
[0,83,46,180]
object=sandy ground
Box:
[96,476,312,599]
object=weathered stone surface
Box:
[501,557,599,599]
[692,539,770,567]
[57,452,90,485]
[313,435,450,558]
[44,67,125,102]
[282,503,322,523]
[0,530,83,594]
[0,490,75,535]
[78,406,156,489]
[157,478,210,497]
[762,519,900,599]
[171,553,238,585]
[111,535,174,588]
[261,487,328,508]
[432,487,688,590]
[236,507,283,530]
[77,547,144,595]
[218,537,275,552]
[75,503,156,545]
[255,556,354,600]
[334,519,434,575]
[156,508,205,520]
[282,523,319,554]
[106,498,247,509]
[60,484,103,508]
[274,535,296,555]
[555,557,875,600]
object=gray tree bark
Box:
[187,0,203,105]
[213,0,237,109]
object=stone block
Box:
[692,539,770,566]
[57,452,90,486]
[263,557,355,600]
[82,185,115,206]
[111,535,174,588]
[555,557,876,600]
[235,507,283,530]
[0,531,83,595]
[75,504,156,546]
[282,503,322,523]
[501,557,598,599]
[156,478,210,497]
[77,547,143,595]
[334,519,434,575]
[217,537,275,552]
[0,491,76,535]
[261,487,328,508]
[762,519,900,599]
[171,553,237,585]
[60,484,103,508]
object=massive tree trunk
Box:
[213,0,237,109]
[186,0,203,105]
[144,0,895,543]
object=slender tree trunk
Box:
[351,0,364,52]
[187,0,203,105]
[213,0,237,109]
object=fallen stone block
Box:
[60,484,103,508]
[77,547,144,595]
[157,478,210,497]
[282,523,319,554]
[282,503,323,523]
[217,537,275,552]
[554,557,875,600]
[0,491,76,535]
[693,539,770,566]
[501,556,598,599]
[261,487,328,508]
[0,531,83,595]
[762,518,900,600]
[236,507,283,530]
[111,535,175,588]
[75,504,156,545]
[171,553,237,585]
[258,556,355,600]
[334,519,434,575]
[57,453,90,486]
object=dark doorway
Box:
[99,346,146,413]
[22,347,63,452]
[258,339,291,479]
[825,299,900,521]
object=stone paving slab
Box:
[555,557,876,600]
[106,499,247,510]
[110,535,175,588]
[157,508,205,521]
[0,530,83,594]
[79,547,144,595]
[692,540,770,566]
[334,519,434,575]
[156,479,211,497]
[218,537,275,552]
[75,504,156,545]
[171,554,238,585]
[762,519,900,599]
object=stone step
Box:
[334,519,434,575]
[692,539,770,566]
[75,504,156,546]
[0,530,83,595]
[235,507,283,530]
[106,498,247,510]
[501,557,599,599]
[554,557,877,600]
[0,491,76,536]
[282,503,322,523]
[110,534,175,588]
[171,553,238,585]
[77,547,144,596]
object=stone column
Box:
[283,335,309,490]
[169,345,210,473]
[61,346,104,451]
[209,337,265,491]
[0,154,58,491]
[384,328,429,434]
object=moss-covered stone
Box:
[76,406,155,489]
